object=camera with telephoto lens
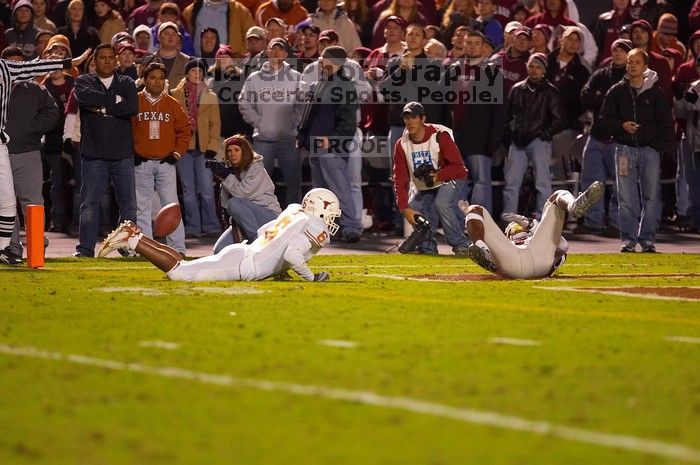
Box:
[413,163,437,188]
[204,160,227,170]
[398,214,432,254]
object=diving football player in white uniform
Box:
[98,188,341,282]
[461,181,604,279]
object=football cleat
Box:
[98,221,142,257]
[569,181,605,218]
[468,241,499,273]
[0,246,22,265]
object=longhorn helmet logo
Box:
[322,200,333,209]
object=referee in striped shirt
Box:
[0,47,92,264]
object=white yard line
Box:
[534,286,700,302]
[1,344,699,463]
[364,273,442,282]
[96,286,266,296]
[489,337,541,346]
[318,339,358,349]
[138,340,180,350]
[665,336,700,345]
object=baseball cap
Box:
[402,102,425,117]
[514,26,532,39]
[318,29,339,43]
[116,43,135,55]
[384,15,406,29]
[505,21,522,34]
[298,23,321,35]
[265,17,288,29]
[246,26,265,39]
[158,21,180,37]
[268,37,288,50]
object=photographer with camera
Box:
[207,135,282,254]
[392,102,470,256]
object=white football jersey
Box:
[247,204,330,279]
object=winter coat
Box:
[182,0,255,55]
[297,67,358,152]
[449,59,506,156]
[74,72,138,159]
[506,77,566,148]
[601,69,676,154]
[581,63,626,141]
[546,49,590,130]
[6,81,59,153]
[171,78,221,152]
[220,154,282,214]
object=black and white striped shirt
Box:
[0,58,71,143]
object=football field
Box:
[1,253,699,464]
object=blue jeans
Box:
[409,180,470,252]
[309,149,361,234]
[389,125,405,229]
[580,136,618,229]
[227,196,279,241]
[135,159,186,254]
[676,136,689,216]
[615,144,661,247]
[176,149,219,236]
[347,127,364,223]
[76,157,136,257]
[686,150,700,228]
[465,154,493,213]
[254,137,301,206]
[503,138,551,217]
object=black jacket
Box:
[210,67,252,139]
[44,75,75,153]
[581,63,626,142]
[298,67,358,152]
[600,70,676,154]
[74,73,138,160]
[6,81,58,154]
[448,60,506,156]
[546,49,590,131]
[57,23,100,58]
[380,52,448,127]
[506,78,566,148]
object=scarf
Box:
[184,81,201,132]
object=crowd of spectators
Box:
[1,0,699,261]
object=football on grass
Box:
[154,203,181,237]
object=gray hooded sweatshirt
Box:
[221,154,282,214]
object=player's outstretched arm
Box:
[282,236,329,282]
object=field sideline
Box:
[1,253,699,464]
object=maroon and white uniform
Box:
[468,201,569,279]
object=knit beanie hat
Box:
[185,58,207,74]
[527,52,548,71]
[611,38,633,53]
[533,24,551,44]
[657,13,678,35]
[321,45,347,66]
[630,19,653,36]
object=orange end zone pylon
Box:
[26,205,44,268]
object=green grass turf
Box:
[1,253,699,464]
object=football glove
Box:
[313,271,330,282]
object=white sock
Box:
[127,233,143,250]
